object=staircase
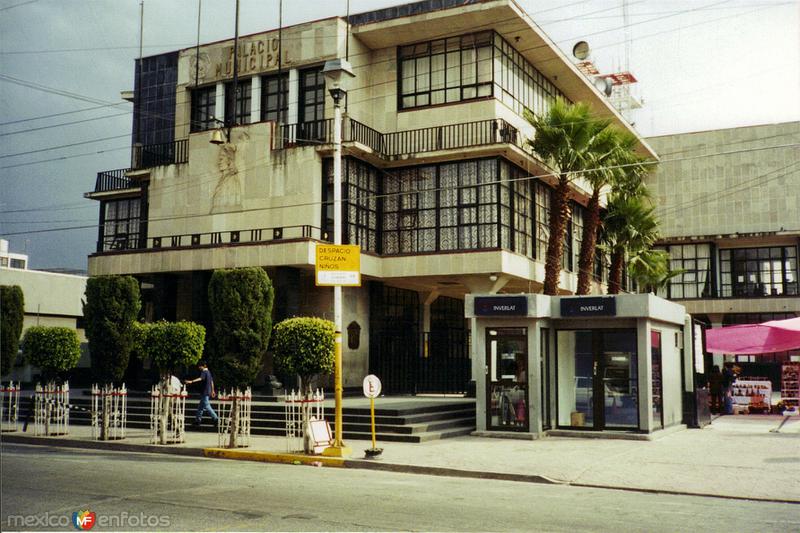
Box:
[69,392,476,443]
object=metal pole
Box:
[333,93,345,449]
[370,397,376,449]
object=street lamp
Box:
[321,58,355,458]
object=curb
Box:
[203,447,345,467]
[4,435,799,505]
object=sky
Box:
[1,0,798,271]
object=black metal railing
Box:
[147,224,320,250]
[132,139,189,169]
[94,168,135,193]
[277,117,525,160]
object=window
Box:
[720,246,798,297]
[398,30,568,116]
[571,203,585,274]
[399,32,493,109]
[0,257,7,267]
[261,72,288,123]
[133,52,178,145]
[102,198,142,251]
[659,243,714,299]
[534,181,551,261]
[324,157,380,252]
[299,67,326,140]
[10,258,25,269]
[190,85,216,132]
[511,175,534,258]
[224,79,252,125]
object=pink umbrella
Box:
[705,316,800,354]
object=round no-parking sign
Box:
[362,374,382,398]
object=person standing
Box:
[185,361,218,428]
[708,365,723,414]
[722,363,737,415]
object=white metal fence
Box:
[33,381,69,436]
[283,389,325,453]
[90,384,127,440]
[216,388,252,448]
[1,381,20,432]
[149,382,188,444]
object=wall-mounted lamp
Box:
[209,117,231,145]
[489,273,499,282]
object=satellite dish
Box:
[593,77,613,97]
[572,41,590,60]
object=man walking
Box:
[186,361,219,428]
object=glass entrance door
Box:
[557,329,638,430]
[486,328,528,431]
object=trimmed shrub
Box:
[22,326,81,383]
[1,285,25,376]
[134,320,205,373]
[83,276,141,385]
[272,317,335,391]
[207,267,274,390]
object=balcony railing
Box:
[94,168,135,193]
[276,117,527,159]
[96,224,322,254]
[132,139,189,169]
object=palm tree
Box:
[575,129,641,295]
[602,193,661,294]
[525,99,612,295]
[627,247,683,294]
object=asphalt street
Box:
[1,443,798,532]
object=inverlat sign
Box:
[474,296,528,316]
[560,296,617,317]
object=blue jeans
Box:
[195,395,218,423]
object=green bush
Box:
[83,276,141,385]
[22,326,81,383]
[272,317,335,391]
[1,285,25,376]
[207,267,274,389]
[134,320,205,373]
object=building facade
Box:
[85,0,656,392]
[645,122,800,389]
[0,241,89,382]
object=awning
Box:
[705,316,800,354]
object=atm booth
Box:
[466,294,694,439]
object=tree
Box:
[575,130,643,295]
[22,326,81,383]
[628,248,684,295]
[83,275,140,440]
[1,285,24,377]
[272,316,335,453]
[207,267,274,447]
[525,99,613,295]
[134,320,206,374]
[602,194,662,294]
[134,320,205,444]
[273,317,335,392]
[83,276,141,385]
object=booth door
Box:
[486,328,529,432]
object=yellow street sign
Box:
[315,244,361,286]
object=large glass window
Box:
[720,246,798,297]
[511,177,534,258]
[102,198,142,251]
[557,329,639,430]
[134,52,177,145]
[224,78,252,125]
[190,85,216,132]
[299,67,326,141]
[534,181,551,261]
[398,30,567,116]
[261,72,288,123]
[659,243,714,299]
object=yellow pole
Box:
[370,397,376,449]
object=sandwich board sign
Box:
[315,244,361,286]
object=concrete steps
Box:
[68,395,476,444]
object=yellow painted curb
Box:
[203,447,345,467]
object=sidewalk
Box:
[3,415,798,504]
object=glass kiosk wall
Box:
[467,293,691,438]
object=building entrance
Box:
[557,329,639,430]
[486,327,529,431]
